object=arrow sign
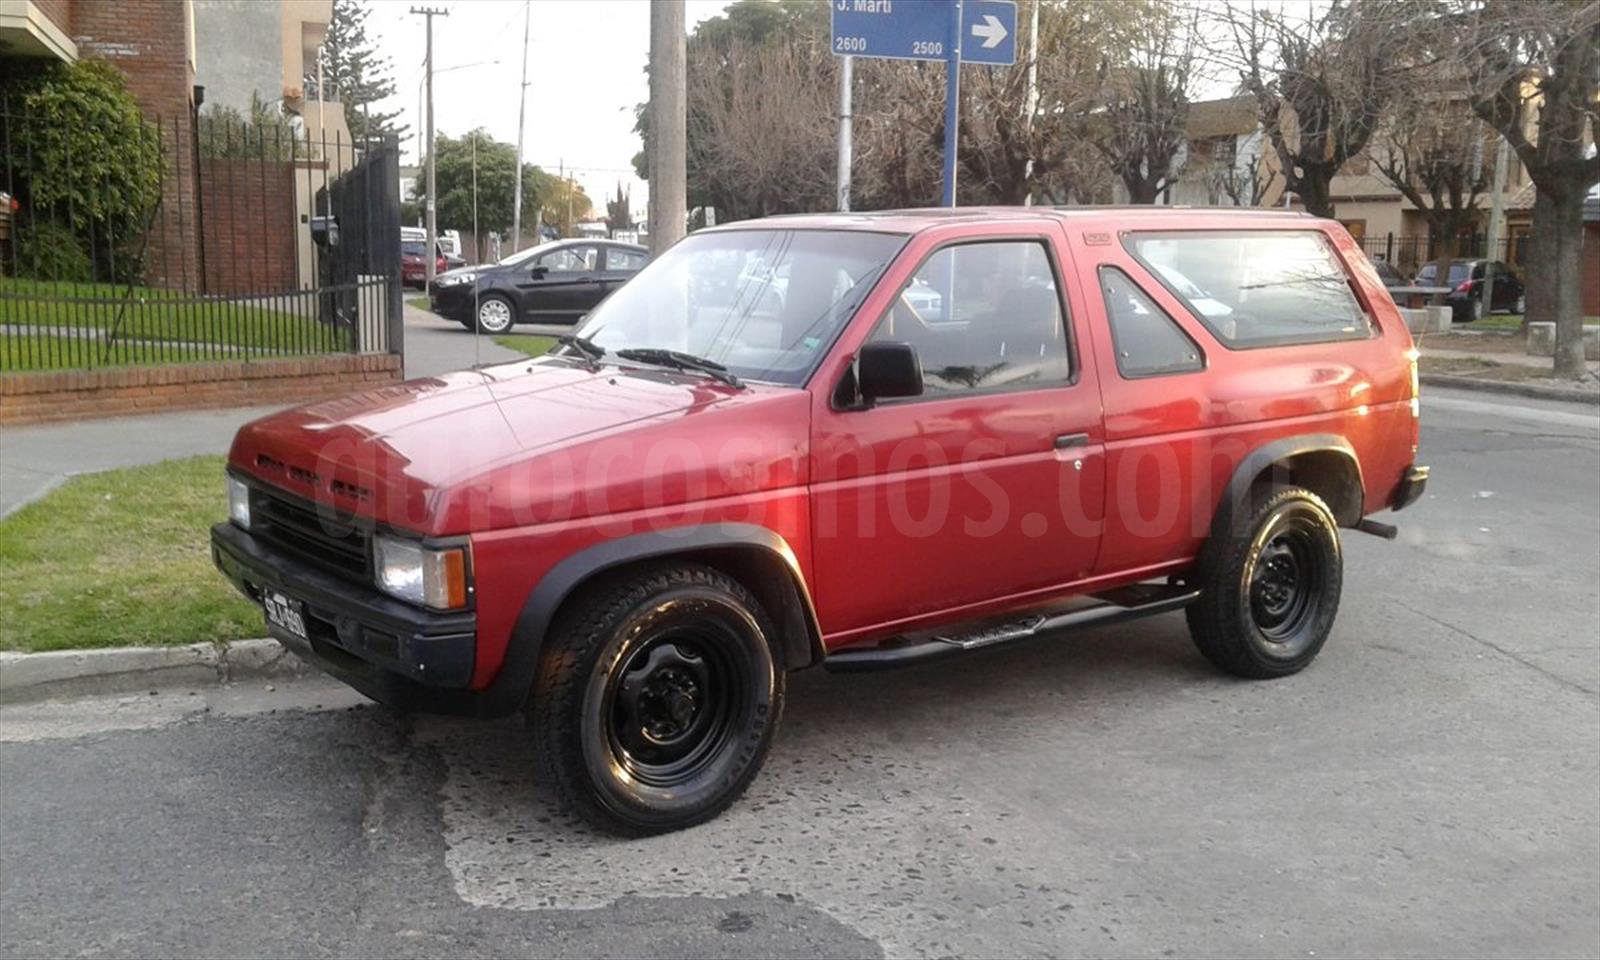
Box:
[959,1,1016,65]
[830,0,1016,66]
[970,13,1007,49]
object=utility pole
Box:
[511,0,530,254]
[836,55,852,212]
[648,0,686,254]
[1022,0,1039,206]
[411,6,447,288]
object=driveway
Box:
[3,387,1596,959]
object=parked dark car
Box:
[1369,258,1407,290]
[401,239,448,290]
[1414,259,1525,322]
[430,239,650,332]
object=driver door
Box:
[515,244,600,320]
[808,232,1106,640]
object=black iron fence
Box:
[1358,233,1528,280]
[0,100,401,373]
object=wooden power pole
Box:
[647,0,686,255]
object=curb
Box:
[1420,373,1600,406]
[0,638,305,705]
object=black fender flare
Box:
[476,523,824,718]
[1208,434,1364,545]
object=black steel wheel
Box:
[1187,486,1343,678]
[530,564,783,836]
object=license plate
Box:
[262,590,308,641]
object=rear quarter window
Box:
[1125,230,1372,349]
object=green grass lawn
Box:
[491,334,558,358]
[1,277,348,372]
[406,296,432,313]
[1463,313,1600,332]
[0,456,263,653]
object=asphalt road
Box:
[3,387,1597,959]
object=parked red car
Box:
[214,208,1428,835]
[401,238,447,289]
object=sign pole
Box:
[942,0,962,207]
[837,55,853,212]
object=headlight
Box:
[226,475,251,529]
[438,272,477,286]
[374,535,468,610]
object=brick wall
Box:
[199,158,298,295]
[0,355,402,425]
[35,0,72,33]
[72,0,198,289]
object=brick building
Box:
[1,0,347,293]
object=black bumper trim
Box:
[211,523,480,709]
[1392,464,1429,511]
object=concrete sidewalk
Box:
[1,305,524,518]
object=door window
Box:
[537,246,598,272]
[1099,267,1203,378]
[867,240,1070,396]
[605,247,648,272]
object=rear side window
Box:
[867,240,1071,396]
[1099,267,1203,378]
[605,247,647,271]
[1125,230,1372,348]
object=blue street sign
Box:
[830,0,1016,66]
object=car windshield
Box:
[401,241,426,256]
[576,229,905,386]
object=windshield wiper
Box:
[616,348,744,388]
[557,334,606,364]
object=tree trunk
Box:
[1537,188,1588,380]
[1522,190,1559,334]
[1124,172,1160,204]
[1293,166,1336,219]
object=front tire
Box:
[1186,486,1343,679]
[529,564,784,836]
[474,294,516,334]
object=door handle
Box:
[1053,433,1089,449]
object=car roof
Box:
[554,237,646,251]
[698,205,1320,236]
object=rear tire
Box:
[1186,486,1343,679]
[529,564,784,836]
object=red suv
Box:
[213,208,1428,835]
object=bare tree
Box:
[1212,143,1279,206]
[1087,9,1197,204]
[1455,0,1600,379]
[1370,89,1491,273]
[1227,0,1424,218]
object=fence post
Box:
[1385,232,1394,262]
[379,135,403,367]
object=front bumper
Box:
[428,284,474,319]
[211,522,480,712]
[1392,465,1429,511]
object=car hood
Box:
[228,358,808,535]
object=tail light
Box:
[1455,279,1476,294]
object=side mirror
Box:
[528,264,548,279]
[856,341,922,406]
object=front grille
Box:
[249,486,372,582]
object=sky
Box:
[365,0,732,221]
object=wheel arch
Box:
[1212,435,1365,540]
[479,524,824,718]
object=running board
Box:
[823,582,1202,673]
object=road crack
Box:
[1394,600,1598,697]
